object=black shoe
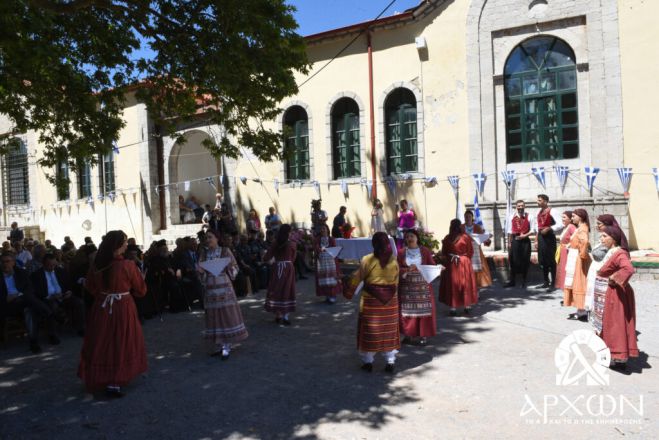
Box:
[463,308,471,316]
[221,353,230,361]
[578,314,589,322]
[48,335,61,345]
[418,337,427,346]
[275,317,282,324]
[401,336,412,345]
[567,313,579,320]
[503,281,515,288]
[360,363,373,372]
[282,318,292,326]
[384,363,396,373]
[560,300,564,306]
[105,386,125,398]
[610,362,628,372]
[449,310,458,317]
[29,341,42,354]
[539,282,550,289]
[546,286,555,292]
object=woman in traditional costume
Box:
[314,224,342,304]
[461,210,492,288]
[397,229,437,345]
[439,219,478,316]
[78,230,147,397]
[596,225,638,371]
[555,211,577,290]
[563,209,592,321]
[344,232,400,373]
[263,224,297,325]
[198,229,248,360]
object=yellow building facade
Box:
[1,0,658,249]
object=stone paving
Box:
[0,272,657,439]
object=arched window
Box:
[3,139,29,205]
[504,36,578,163]
[332,98,360,179]
[283,106,310,181]
[385,88,417,174]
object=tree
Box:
[0,0,309,177]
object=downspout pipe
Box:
[154,125,167,231]
[367,31,377,200]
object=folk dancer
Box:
[396,200,416,250]
[344,232,400,373]
[462,210,492,288]
[439,219,478,316]
[263,225,297,325]
[595,225,638,372]
[397,229,437,345]
[563,209,592,321]
[198,229,248,360]
[314,225,342,304]
[505,200,535,288]
[536,194,563,291]
[554,211,577,291]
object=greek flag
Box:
[86,196,94,206]
[341,179,348,196]
[313,180,321,198]
[365,180,373,198]
[219,175,225,186]
[424,176,437,185]
[239,176,247,185]
[112,140,120,155]
[501,170,516,189]
[448,175,460,198]
[473,193,483,226]
[385,176,396,194]
[584,167,600,192]
[554,166,569,190]
[273,177,279,193]
[653,168,659,192]
[472,173,486,197]
[206,177,217,190]
[107,192,116,202]
[616,168,633,194]
[531,167,546,189]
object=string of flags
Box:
[152,166,659,200]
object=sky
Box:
[287,0,421,36]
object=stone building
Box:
[1,0,657,249]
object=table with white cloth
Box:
[335,237,397,260]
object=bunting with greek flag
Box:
[501,169,516,189]
[584,167,600,193]
[313,180,321,198]
[239,176,247,185]
[531,167,546,189]
[273,177,279,194]
[616,167,633,195]
[473,193,483,226]
[340,179,348,196]
[554,166,569,191]
[448,175,459,198]
[385,176,396,194]
[365,180,373,199]
[205,177,217,190]
[112,140,120,155]
[472,172,486,197]
[652,168,659,192]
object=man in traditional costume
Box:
[344,232,400,373]
[505,200,535,288]
[535,194,563,291]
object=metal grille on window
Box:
[504,36,578,163]
[2,139,30,205]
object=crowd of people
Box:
[0,192,639,397]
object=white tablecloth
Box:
[335,237,397,260]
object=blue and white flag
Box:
[448,175,460,198]
[531,167,546,189]
[206,177,217,190]
[273,177,279,193]
[313,180,321,198]
[616,167,633,194]
[424,176,437,185]
[501,170,516,189]
[653,168,659,192]
[385,176,396,194]
[86,196,94,206]
[97,193,105,202]
[365,180,373,198]
[473,193,483,226]
[584,167,600,192]
[239,176,247,185]
[219,175,225,186]
[341,179,348,196]
[554,166,569,191]
[112,140,120,155]
[107,192,116,202]
[472,173,486,197]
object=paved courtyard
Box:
[1,273,657,439]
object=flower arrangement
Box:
[417,228,440,253]
[340,223,356,239]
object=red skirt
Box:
[358,291,400,353]
[600,285,639,361]
[399,272,437,337]
[78,294,147,392]
[439,256,478,308]
[265,261,296,313]
[555,245,570,290]
[315,255,342,297]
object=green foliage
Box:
[418,228,440,253]
[0,0,309,176]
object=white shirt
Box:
[45,270,62,297]
[536,207,564,234]
[16,250,32,266]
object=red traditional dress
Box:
[78,256,147,392]
[461,223,492,288]
[314,236,342,298]
[563,223,591,309]
[264,241,297,314]
[555,223,577,290]
[345,254,400,354]
[397,246,437,337]
[597,249,638,362]
[439,233,478,308]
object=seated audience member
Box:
[225,233,250,297]
[178,195,195,224]
[44,240,57,254]
[69,243,98,309]
[31,253,85,336]
[25,244,46,274]
[1,252,58,353]
[186,195,205,222]
[171,237,203,306]
[61,236,76,252]
[13,241,32,269]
